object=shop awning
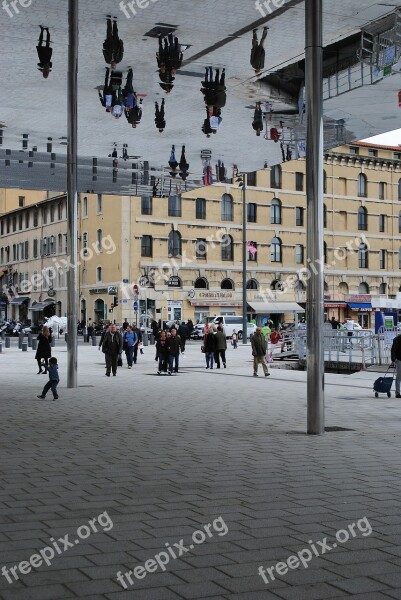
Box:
[348,302,372,311]
[31,300,55,311]
[248,301,305,314]
[8,296,30,305]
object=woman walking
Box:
[123,325,137,369]
[204,325,217,369]
[35,326,52,374]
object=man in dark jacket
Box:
[178,321,188,352]
[155,99,166,132]
[391,334,401,398]
[131,324,142,363]
[37,26,52,78]
[214,326,227,368]
[166,328,181,374]
[103,17,124,68]
[251,327,270,377]
[250,27,268,74]
[101,325,123,376]
[252,102,264,137]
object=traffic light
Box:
[114,296,118,307]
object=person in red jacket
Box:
[270,328,284,352]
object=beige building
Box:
[2,142,401,329]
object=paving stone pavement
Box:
[1,340,401,599]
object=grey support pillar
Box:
[305,0,324,434]
[242,176,247,344]
[66,0,79,388]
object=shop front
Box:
[30,299,57,325]
[0,293,8,320]
[247,300,305,328]
[8,296,30,321]
[188,291,242,323]
[324,301,347,322]
[346,295,372,328]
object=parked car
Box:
[193,316,256,339]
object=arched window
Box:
[271,164,282,188]
[94,298,105,321]
[357,173,367,197]
[339,282,349,294]
[270,279,283,291]
[323,241,327,264]
[358,206,368,231]
[221,234,233,261]
[296,280,305,291]
[324,281,329,292]
[323,170,327,194]
[398,179,401,200]
[358,282,370,294]
[96,266,102,282]
[295,244,304,264]
[246,279,259,290]
[270,237,282,262]
[221,194,233,221]
[221,278,234,290]
[270,199,282,225]
[168,230,182,257]
[358,243,369,269]
[379,283,387,295]
[323,204,327,228]
[58,233,63,254]
[96,228,102,250]
[194,277,208,289]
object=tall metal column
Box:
[66,0,79,388]
[241,176,248,344]
[305,0,324,434]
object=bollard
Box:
[18,333,24,349]
[143,333,149,346]
[91,335,97,347]
[22,342,28,352]
[5,337,10,348]
[27,332,33,347]
[51,337,56,348]
[0,341,2,353]
[31,337,37,351]
[149,334,155,345]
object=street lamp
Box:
[236,174,247,344]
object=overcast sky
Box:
[364,129,401,147]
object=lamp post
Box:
[237,174,248,344]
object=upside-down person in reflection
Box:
[122,67,138,112]
[103,16,124,69]
[98,67,114,112]
[154,99,166,132]
[201,67,226,135]
[251,27,269,75]
[252,102,264,136]
[156,33,183,93]
[36,25,52,78]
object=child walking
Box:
[37,357,59,400]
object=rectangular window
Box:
[6,218,10,234]
[296,207,304,227]
[195,198,206,220]
[24,241,29,260]
[25,212,30,229]
[12,216,17,232]
[196,238,207,260]
[168,195,181,217]
[295,172,304,191]
[0,248,3,265]
[247,171,257,187]
[349,146,359,155]
[18,196,25,207]
[33,271,38,292]
[379,182,385,200]
[82,197,88,218]
[368,149,377,157]
[18,214,22,230]
[33,239,38,258]
[0,221,3,236]
[42,207,47,225]
[296,244,304,264]
[58,202,63,220]
[379,214,385,233]
[380,249,386,270]
[50,205,55,223]
[141,235,153,257]
[271,165,282,189]
[247,203,257,223]
[394,152,401,160]
[248,242,257,262]
[141,196,153,215]
[33,210,38,227]
[96,194,103,214]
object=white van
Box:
[212,315,256,339]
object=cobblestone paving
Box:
[1,340,401,599]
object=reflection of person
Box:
[103,17,124,68]
[250,27,269,74]
[252,102,264,136]
[99,67,113,112]
[155,99,166,132]
[37,26,52,79]
[122,68,137,110]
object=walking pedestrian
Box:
[203,325,217,369]
[101,324,123,376]
[36,25,52,78]
[155,99,166,132]
[103,16,124,68]
[131,324,143,362]
[391,333,401,398]
[123,325,138,369]
[178,321,188,352]
[37,356,59,400]
[250,27,268,74]
[35,326,52,374]
[156,330,169,374]
[252,101,264,136]
[215,326,227,368]
[345,318,354,347]
[166,328,181,374]
[251,327,270,377]
[232,329,238,349]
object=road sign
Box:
[133,301,139,312]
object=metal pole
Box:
[66,0,79,388]
[242,176,248,344]
[306,0,324,434]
